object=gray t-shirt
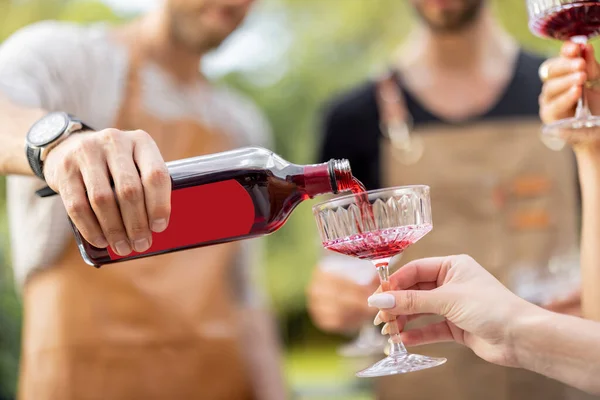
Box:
[0,21,272,305]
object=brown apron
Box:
[374,74,594,400]
[17,38,254,400]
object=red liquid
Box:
[347,177,378,232]
[324,224,432,261]
[531,2,600,40]
[349,177,367,194]
[75,163,353,266]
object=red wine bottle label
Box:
[107,180,255,260]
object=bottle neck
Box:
[302,159,354,197]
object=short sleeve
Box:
[0,21,89,112]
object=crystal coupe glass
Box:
[313,185,446,377]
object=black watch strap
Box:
[26,145,45,181]
[68,114,93,132]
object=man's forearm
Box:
[512,307,600,394]
[575,148,600,321]
[0,93,45,175]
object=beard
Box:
[167,10,232,54]
[413,0,485,33]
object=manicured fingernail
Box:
[114,240,132,256]
[95,237,109,248]
[133,238,150,253]
[368,293,396,309]
[374,311,383,325]
[381,323,389,335]
[151,219,168,232]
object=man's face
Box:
[410,0,484,33]
[166,0,255,53]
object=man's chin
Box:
[176,31,231,54]
[198,33,232,52]
[426,18,477,33]
[416,1,484,33]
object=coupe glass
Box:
[527,0,600,148]
[313,185,446,378]
[319,253,387,357]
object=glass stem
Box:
[573,36,591,119]
[376,261,407,356]
[577,86,591,119]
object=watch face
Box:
[26,112,69,147]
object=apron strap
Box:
[375,70,410,131]
[113,29,148,131]
[374,70,424,165]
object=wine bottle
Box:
[58,147,356,267]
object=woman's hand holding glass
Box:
[366,255,538,368]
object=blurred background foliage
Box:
[0,0,578,397]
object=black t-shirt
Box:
[318,49,549,190]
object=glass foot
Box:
[355,353,446,378]
[541,116,600,150]
[338,334,387,358]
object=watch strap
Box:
[26,145,45,181]
[68,114,94,132]
[36,185,58,197]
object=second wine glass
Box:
[527,0,600,147]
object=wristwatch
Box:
[25,111,93,181]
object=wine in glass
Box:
[527,0,600,147]
[313,185,446,377]
[319,253,387,357]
